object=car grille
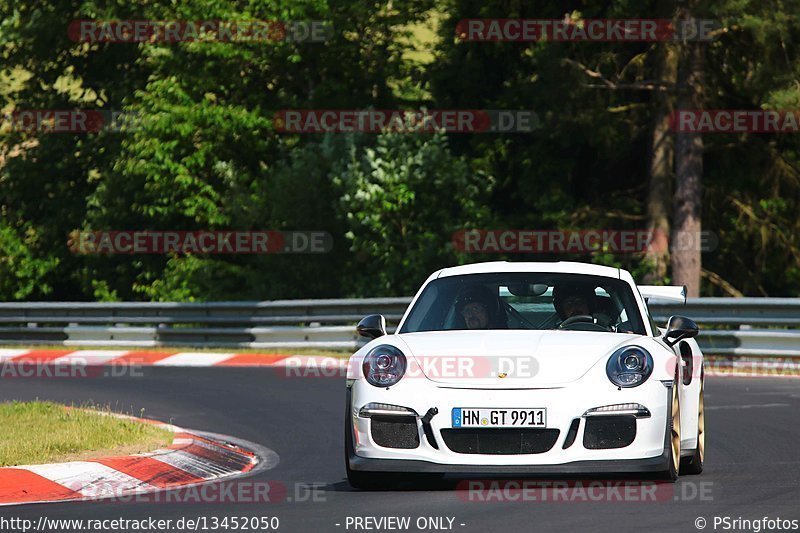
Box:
[583,415,637,449]
[370,416,420,449]
[440,429,560,455]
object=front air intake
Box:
[370,416,420,449]
[583,415,636,449]
[440,429,560,455]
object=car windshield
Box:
[399,272,646,335]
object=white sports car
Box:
[345,261,705,488]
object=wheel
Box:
[681,372,705,475]
[661,367,681,481]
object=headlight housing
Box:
[606,346,653,388]
[362,345,406,387]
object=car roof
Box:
[436,261,622,279]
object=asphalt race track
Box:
[2,368,799,533]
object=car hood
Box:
[396,329,643,388]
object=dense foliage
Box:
[1,0,799,300]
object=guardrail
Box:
[0,298,798,355]
[648,298,800,327]
[0,299,410,350]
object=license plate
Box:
[452,408,546,428]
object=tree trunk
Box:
[644,33,678,283]
[672,39,704,297]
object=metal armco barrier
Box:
[696,330,800,357]
[0,298,798,355]
[648,298,800,327]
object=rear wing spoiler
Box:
[638,285,687,304]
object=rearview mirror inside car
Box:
[506,283,549,297]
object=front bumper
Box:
[347,378,671,474]
[348,452,670,474]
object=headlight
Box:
[362,345,406,387]
[606,346,653,388]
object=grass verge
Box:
[0,401,174,467]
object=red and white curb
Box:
[0,348,347,369]
[0,415,261,506]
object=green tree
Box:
[0,220,59,299]
[334,131,492,295]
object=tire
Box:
[661,367,681,482]
[680,373,705,475]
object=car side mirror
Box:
[663,315,699,347]
[356,314,387,339]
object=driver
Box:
[455,286,506,329]
[552,283,596,322]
